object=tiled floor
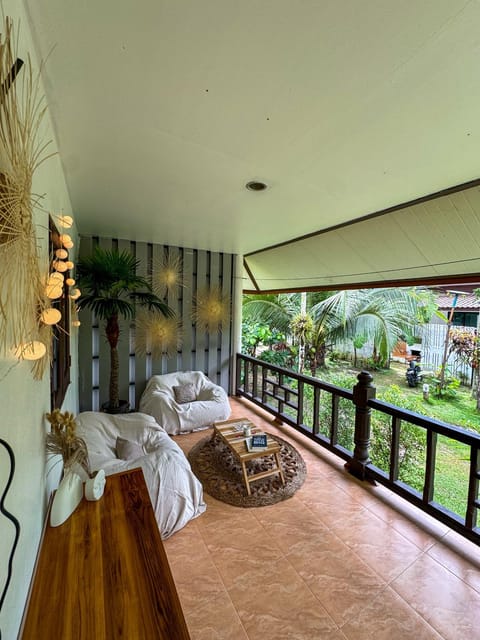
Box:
[164,397,480,640]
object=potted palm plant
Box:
[76,247,173,413]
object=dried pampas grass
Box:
[0,17,54,378]
[45,409,90,477]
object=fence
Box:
[419,323,475,384]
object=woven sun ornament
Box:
[135,311,182,358]
[152,253,184,298]
[0,18,54,377]
[192,286,230,333]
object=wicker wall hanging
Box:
[192,286,230,333]
[0,17,54,378]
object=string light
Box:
[41,308,62,325]
[69,288,81,300]
[13,341,46,361]
[58,215,73,228]
[53,260,68,273]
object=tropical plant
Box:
[310,288,422,368]
[77,247,173,411]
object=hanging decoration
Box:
[135,311,182,358]
[192,286,230,333]
[152,252,184,298]
[0,17,55,378]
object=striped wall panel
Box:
[78,236,235,412]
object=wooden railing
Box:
[236,353,480,545]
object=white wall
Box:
[0,3,77,638]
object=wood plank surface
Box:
[20,469,190,640]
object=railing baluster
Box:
[466,447,480,530]
[298,380,304,426]
[424,430,437,503]
[235,353,242,395]
[252,361,258,399]
[313,387,320,435]
[331,394,339,444]
[278,371,284,416]
[390,416,401,482]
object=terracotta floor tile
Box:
[392,553,480,639]
[301,486,367,528]
[258,510,328,554]
[167,544,228,613]
[209,537,284,589]
[286,532,387,626]
[427,530,480,594]
[228,557,340,639]
[164,398,480,640]
[329,508,423,582]
[183,591,249,640]
[341,586,443,640]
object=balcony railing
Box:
[236,353,480,546]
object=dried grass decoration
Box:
[136,310,182,358]
[0,18,55,378]
[152,253,184,298]
[45,409,90,477]
[193,286,230,333]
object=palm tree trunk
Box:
[106,315,120,409]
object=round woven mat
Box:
[188,432,307,507]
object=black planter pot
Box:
[101,400,130,414]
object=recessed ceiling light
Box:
[246,180,268,192]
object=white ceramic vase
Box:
[50,469,83,527]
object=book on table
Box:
[245,433,268,452]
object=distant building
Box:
[433,290,480,329]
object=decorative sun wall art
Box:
[0,17,54,378]
[135,311,182,359]
[152,252,184,299]
[192,286,230,333]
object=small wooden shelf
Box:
[20,468,190,640]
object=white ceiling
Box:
[24,1,480,275]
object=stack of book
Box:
[245,433,268,452]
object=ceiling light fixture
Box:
[246,180,268,192]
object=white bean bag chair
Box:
[75,411,206,539]
[138,371,231,435]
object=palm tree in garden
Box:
[77,247,173,412]
[243,291,331,373]
[242,293,300,335]
[311,288,422,367]
[243,287,432,374]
